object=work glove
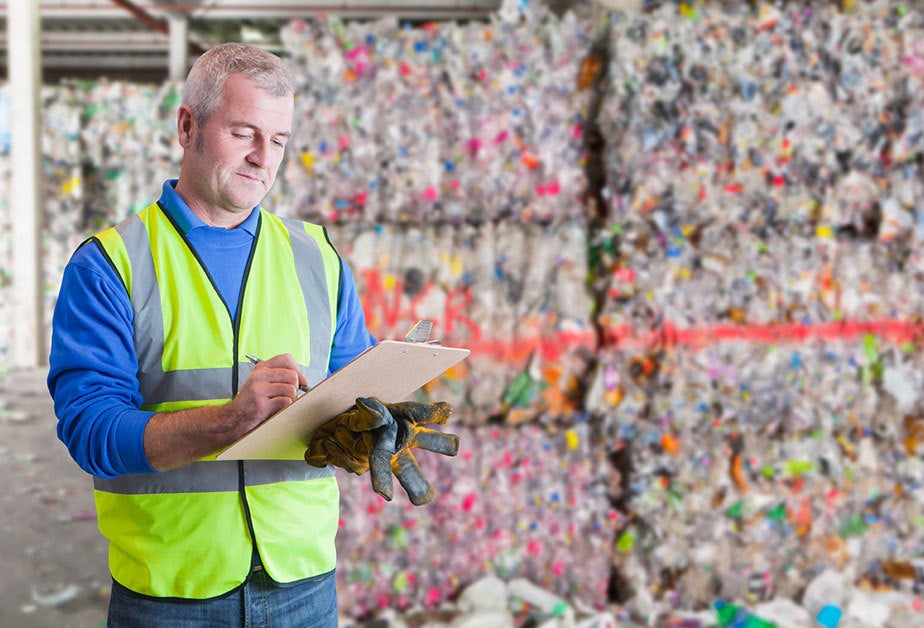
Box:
[305,397,460,506]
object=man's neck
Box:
[173,182,249,229]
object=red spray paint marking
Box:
[359,268,404,329]
[359,270,481,343]
[454,319,924,362]
[357,271,924,360]
[604,319,924,348]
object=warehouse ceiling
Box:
[0,0,510,83]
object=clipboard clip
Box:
[404,320,441,344]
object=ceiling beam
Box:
[33,1,501,20]
[106,0,206,53]
[108,0,169,34]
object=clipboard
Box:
[216,340,471,460]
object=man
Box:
[47,43,376,626]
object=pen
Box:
[245,354,311,394]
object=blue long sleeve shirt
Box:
[47,180,377,478]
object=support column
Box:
[168,14,190,82]
[7,0,45,368]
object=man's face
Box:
[176,73,294,227]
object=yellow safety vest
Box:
[90,202,341,599]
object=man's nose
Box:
[247,139,270,168]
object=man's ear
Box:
[176,105,195,149]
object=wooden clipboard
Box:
[216,340,471,460]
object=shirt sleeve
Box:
[46,240,156,478]
[329,259,378,374]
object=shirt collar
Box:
[158,179,260,237]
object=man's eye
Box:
[233,133,252,140]
[272,139,287,147]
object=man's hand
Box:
[303,397,393,475]
[231,354,308,430]
[305,398,460,506]
[144,354,307,471]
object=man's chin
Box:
[227,190,265,211]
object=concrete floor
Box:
[0,368,109,628]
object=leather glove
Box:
[305,397,460,506]
[304,397,392,475]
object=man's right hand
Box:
[230,354,307,431]
[143,354,306,471]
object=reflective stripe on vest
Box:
[90,203,341,599]
[103,212,335,404]
[95,459,334,494]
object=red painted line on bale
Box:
[457,319,924,361]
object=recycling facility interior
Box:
[4,0,924,626]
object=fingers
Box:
[407,427,460,457]
[305,434,372,474]
[391,449,438,506]
[384,401,454,425]
[369,449,394,501]
[351,398,395,432]
[246,354,306,401]
[304,447,329,469]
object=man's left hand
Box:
[305,398,460,506]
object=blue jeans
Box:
[107,569,338,627]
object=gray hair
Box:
[182,42,296,128]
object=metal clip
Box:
[404,320,435,343]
